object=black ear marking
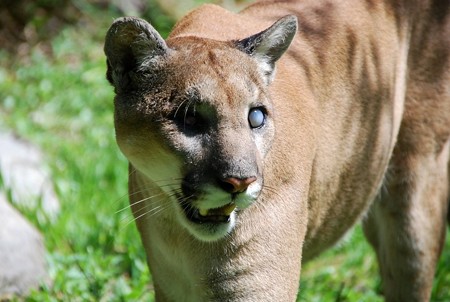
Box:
[236,15,297,84]
[104,17,169,92]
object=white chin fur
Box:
[174,184,261,242]
[183,211,236,242]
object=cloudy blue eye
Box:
[248,108,266,129]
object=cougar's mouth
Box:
[182,203,237,224]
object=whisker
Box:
[149,177,184,184]
[177,194,195,207]
[119,190,193,230]
[127,183,179,198]
[124,191,184,226]
[128,190,181,216]
[125,180,182,201]
[129,190,180,213]
[116,192,166,214]
[120,200,172,229]
[113,191,132,205]
[127,178,182,191]
[113,178,182,211]
[126,179,183,197]
[118,189,182,215]
[128,166,137,178]
[145,204,171,218]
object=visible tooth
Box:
[222,203,236,216]
[198,208,208,217]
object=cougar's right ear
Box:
[104,17,169,92]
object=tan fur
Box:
[105,0,450,301]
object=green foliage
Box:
[0,4,154,300]
[298,228,382,302]
[0,1,448,301]
[299,226,450,301]
[142,1,176,38]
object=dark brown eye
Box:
[171,105,196,126]
[184,114,197,127]
[171,105,207,134]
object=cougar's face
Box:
[114,39,275,241]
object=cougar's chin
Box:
[177,201,237,242]
[174,181,261,241]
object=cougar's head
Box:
[105,16,296,241]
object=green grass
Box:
[0,2,449,301]
[299,226,450,301]
[298,228,382,302]
[0,6,154,301]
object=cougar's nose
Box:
[219,177,257,194]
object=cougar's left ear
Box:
[104,17,169,92]
[235,15,297,84]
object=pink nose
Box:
[220,177,257,193]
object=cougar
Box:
[104,0,450,300]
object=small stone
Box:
[0,194,48,296]
[0,131,59,219]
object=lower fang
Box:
[222,203,236,216]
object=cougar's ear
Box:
[236,15,297,84]
[104,17,169,91]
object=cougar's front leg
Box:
[363,138,449,302]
